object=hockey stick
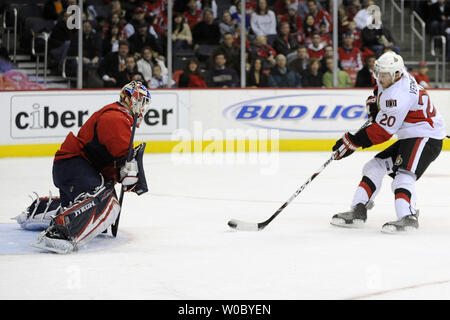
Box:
[227,152,337,231]
[111,113,139,237]
[228,119,371,232]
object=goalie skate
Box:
[381,213,419,234]
[330,202,371,228]
[31,225,76,254]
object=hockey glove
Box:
[366,95,379,121]
[120,160,139,191]
[332,132,360,160]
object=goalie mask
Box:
[120,80,151,127]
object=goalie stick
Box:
[228,119,371,232]
[111,113,138,237]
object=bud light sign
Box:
[223,93,368,133]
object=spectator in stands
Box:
[274,0,292,20]
[347,20,362,49]
[251,35,277,70]
[411,61,431,88]
[247,57,269,87]
[338,6,351,35]
[306,0,332,33]
[361,23,399,57]
[322,57,353,88]
[301,58,323,87]
[172,12,193,50]
[318,22,332,47]
[272,21,299,57]
[116,55,139,87]
[43,0,64,21]
[320,45,335,73]
[353,0,374,30]
[137,46,156,85]
[111,0,126,18]
[98,40,130,87]
[355,55,376,87]
[144,0,164,21]
[149,64,175,88]
[230,0,252,30]
[178,58,207,88]
[67,20,102,81]
[280,0,303,35]
[303,14,316,46]
[268,54,302,87]
[212,32,241,73]
[128,20,162,56]
[288,45,309,75]
[200,0,218,18]
[103,24,122,56]
[429,0,450,37]
[124,6,146,38]
[207,52,239,88]
[307,33,325,60]
[250,0,278,44]
[338,31,363,83]
[49,11,74,71]
[193,8,221,46]
[122,0,142,21]
[185,0,203,30]
[219,11,238,36]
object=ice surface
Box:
[1,151,450,299]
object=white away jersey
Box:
[375,71,446,140]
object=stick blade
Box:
[228,219,260,231]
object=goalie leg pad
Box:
[32,183,121,253]
[55,183,121,245]
[13,192,61,231]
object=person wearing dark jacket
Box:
[355,55,376,87]
[301,58,323,87]
[128,20,162,55]
[272,21,299,57]
[98,40,130,87]
[247,57,269,87]
[207,52,239,88]
[268,54,302,87]
[361,24,399,57]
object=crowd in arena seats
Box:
[1,0,410,89]
[406,0,449,87]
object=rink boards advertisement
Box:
[0,88,449,157]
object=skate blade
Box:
[30,240,75,254]
[381,225,418,234]
[330,218,365,229]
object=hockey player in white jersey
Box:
[330,51,446,233]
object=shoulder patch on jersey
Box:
[395,155,403,166]
[385,99,397,108]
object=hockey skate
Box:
[330,202,373,228]
[381,212,419,234]
[31,225,76,254]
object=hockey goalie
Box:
[13,81,150,253]
[330,51,446,233]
